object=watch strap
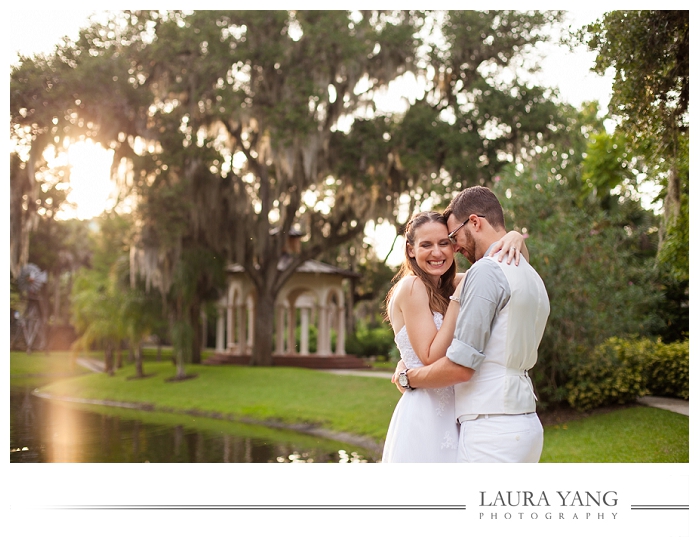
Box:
[399,370,413,390]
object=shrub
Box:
[566,337,651,411]
[566,337,689,410]
[345,324,395,359]
[645,340,689,400]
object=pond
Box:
[9,388,378,463]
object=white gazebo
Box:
[211,254,366,369]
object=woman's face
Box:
[407,221,454,283]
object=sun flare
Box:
[59,141,116,220]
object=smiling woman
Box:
[59,141,116,220]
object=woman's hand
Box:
[450,276,466,303]
[488,230,529,265]
[392,359,407,394]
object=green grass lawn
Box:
[9,351,90,388]
[10,351,689,462]
[368,360,398,372]
[11,351,401,441]
[540,406,688,462]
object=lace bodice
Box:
[394,312,444,369]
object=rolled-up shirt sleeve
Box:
[445,258,510,371]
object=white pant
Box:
[457,413,543,463]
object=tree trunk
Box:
[250,291,275,365]
[134,342,144,377]
[105,344,114,376]
[201,309,208,352]
[53,275,61,323]
[175,347,186,379]
[190,299,202,364]
[660,163,681,248]
[172,298,189,379]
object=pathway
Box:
[76,357,106,373]
[637,396,689,416]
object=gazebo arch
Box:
[210,259,365,369]
[216,275,257,355]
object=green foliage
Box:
[69,213,169,376]
[645,339,689,400]
[655,135,689,283]
[11,9,573,366]
[25,217,92,326]
[566,337,651,411]
[170,319,194,369]
[653,272,688,343]
[566,337,689,411]
[579,131,634,210]
[389,10,567,193]
[345,323,395,359]
[70,267,125,373]
[581,11,688,153]
[580,11,689,274]
[494,149,663,405]
[658,196,689,280]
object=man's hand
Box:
[392,359,407,394]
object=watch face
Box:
[399,371,408,387]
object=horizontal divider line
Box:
[45,504,467,510]
[630,505,688,510]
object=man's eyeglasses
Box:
[448,215,485,244]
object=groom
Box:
[398,186,550,462]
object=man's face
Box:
[447,215,477,263]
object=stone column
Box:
[300,307,310,355]
[328,302,337,354]
[236,305,245,355]
[216,307,225,352]
[336,306,346,355]
[246,298,254,352]
[226,304,235,352]
[287,306,296,354]
[317,305,329,356]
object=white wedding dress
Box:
[381,312,459,463]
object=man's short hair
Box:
[444,186,505,229]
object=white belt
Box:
[474,412,537,420]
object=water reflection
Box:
[11,388,41,463]
[9,389,378,463]
[274,449,368,463]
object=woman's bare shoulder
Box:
[394,275,428,300]
[394,276,430,311]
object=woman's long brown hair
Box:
[385,211,457,321]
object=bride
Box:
[381,210,527,463]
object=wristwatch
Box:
[398,369,413,390]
